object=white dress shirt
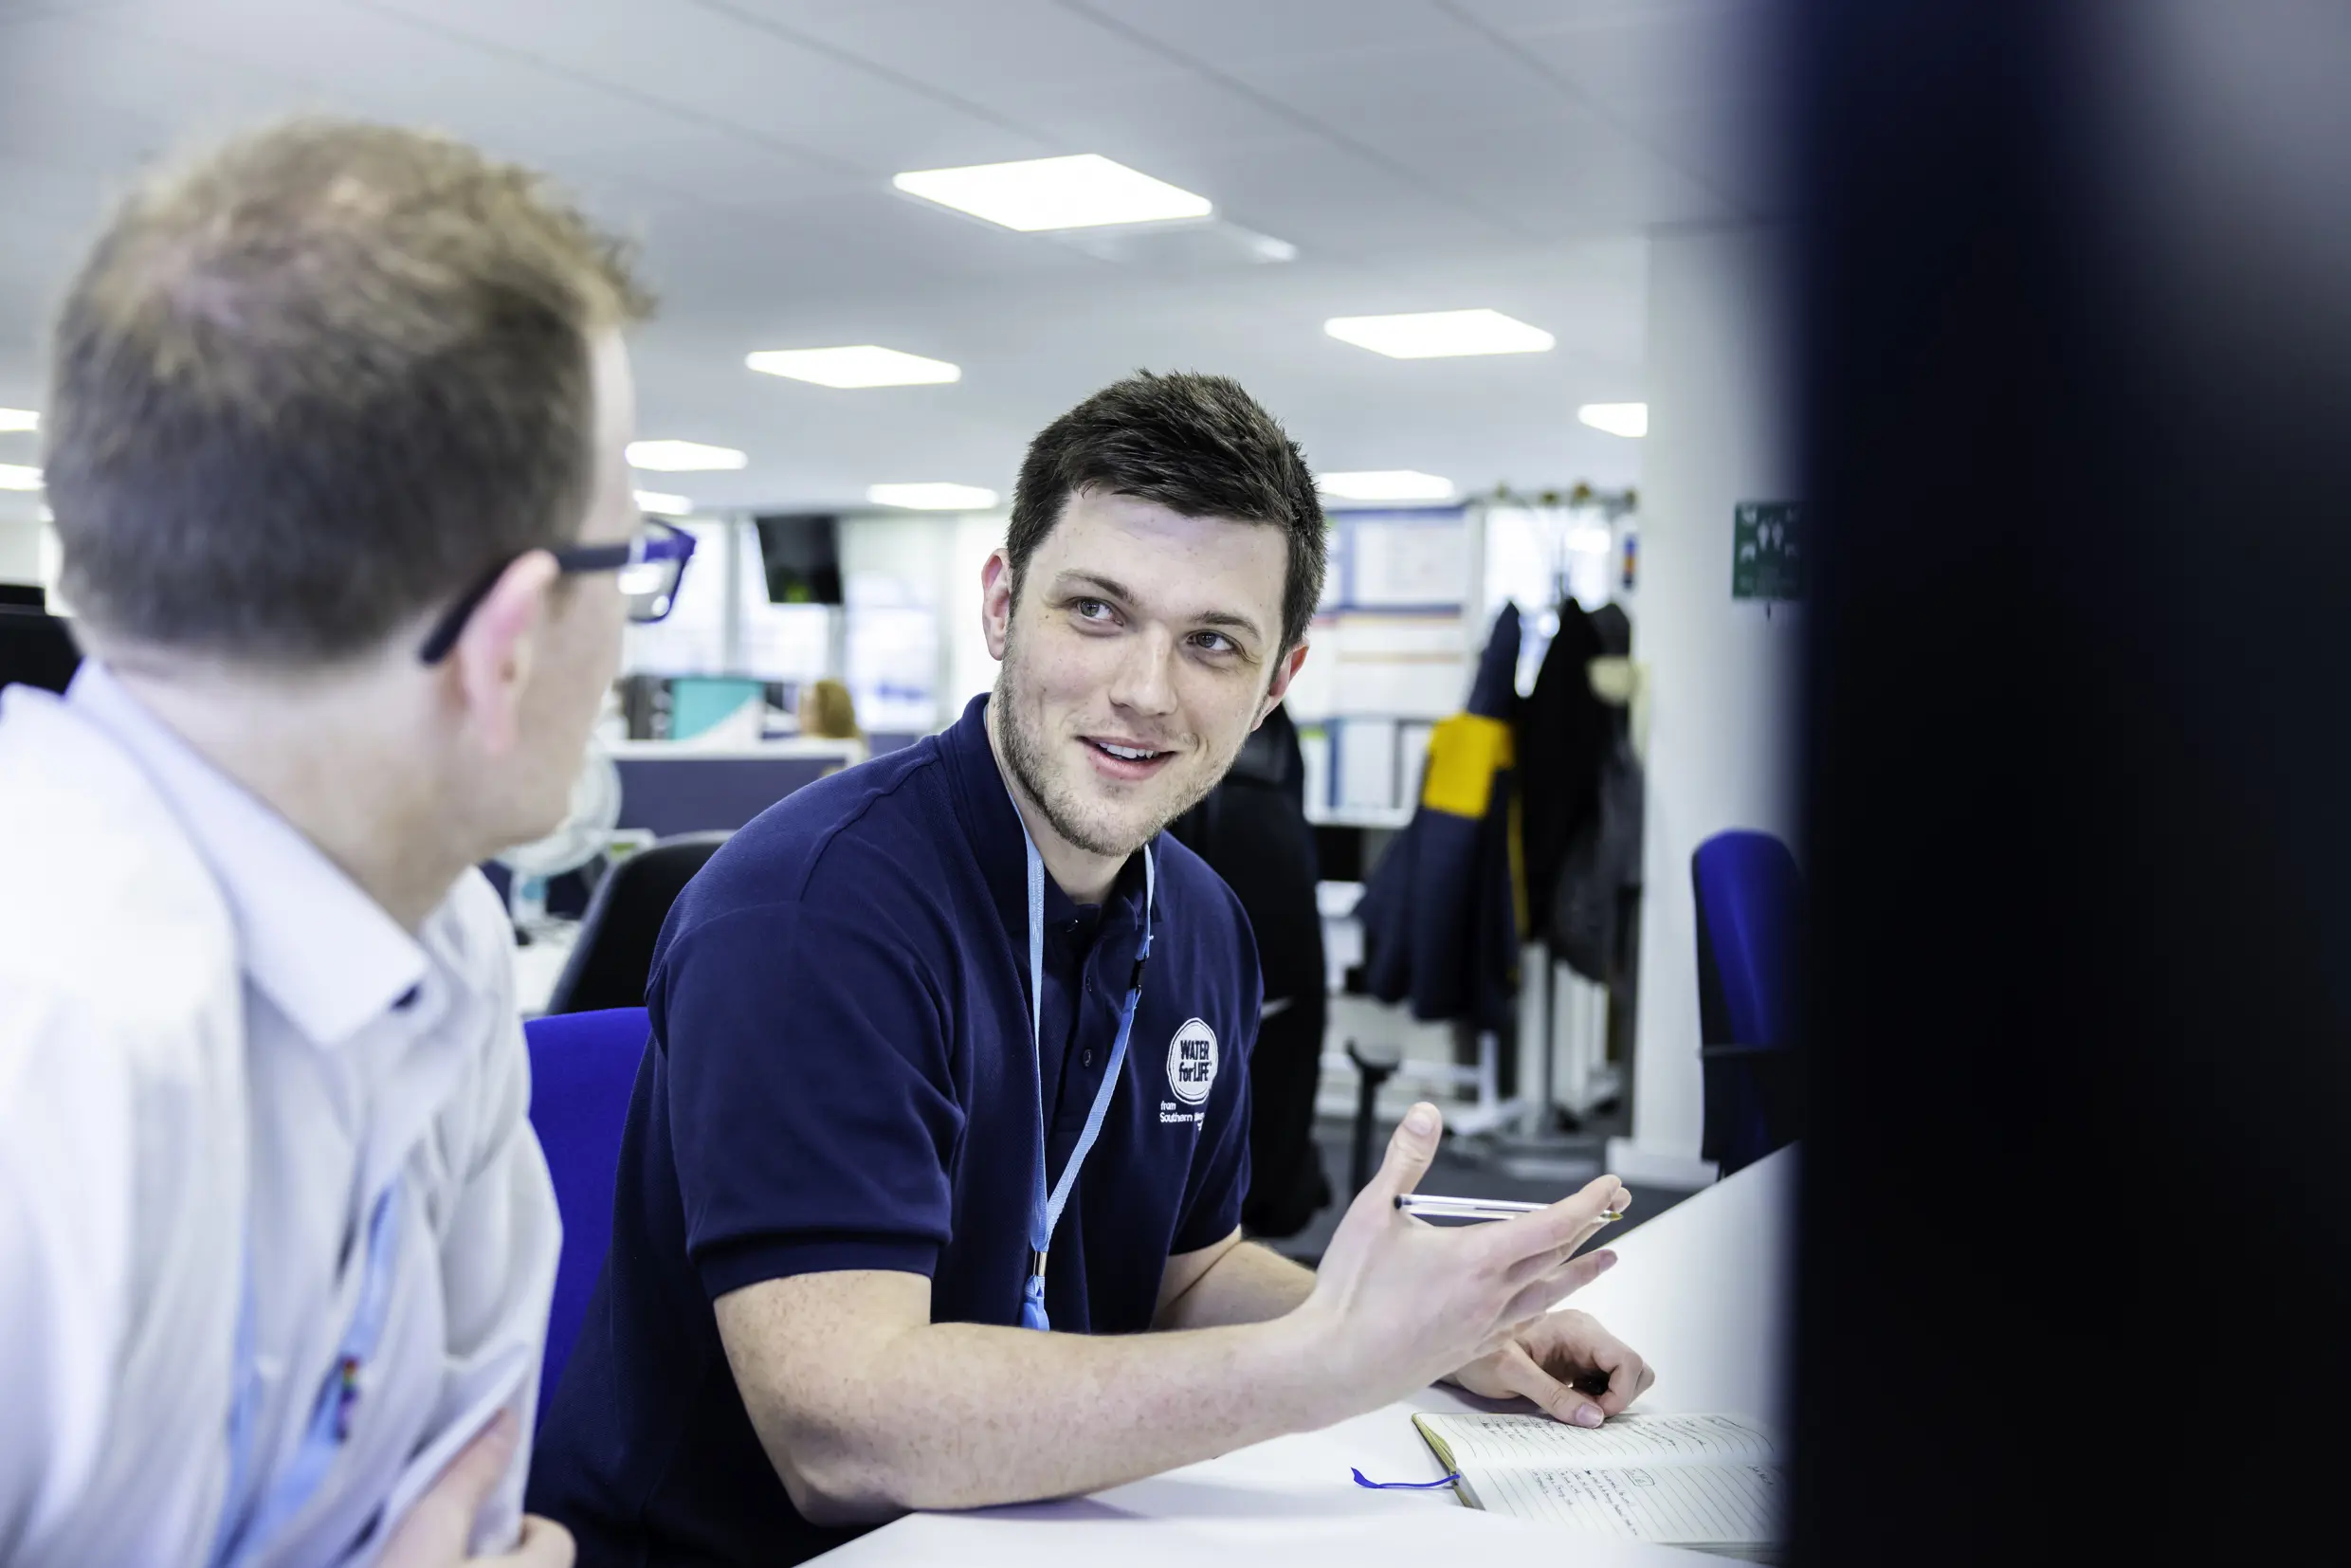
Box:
[0,664,560,1567]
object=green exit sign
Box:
[1733,501,1804,602]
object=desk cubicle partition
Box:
[489,738,865,917]
[610,745,853,839]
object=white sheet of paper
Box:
[1336,717,1398,810]
[1425,1412,1778,1468]
[1298,724,1332,813]
[1476,1463,1784,1544]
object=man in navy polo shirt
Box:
[529,373,1655,1565]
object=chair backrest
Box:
[523,1006,649,1431]
[545,832,729,1014]
[0,607,82,696]
[1692,830,1804,1048]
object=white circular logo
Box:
[1165,1017,1218,1106]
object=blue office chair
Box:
[1692,831,1804,1175]
[523,1006,649,1430]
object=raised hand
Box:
[1299,1102,1631,1401]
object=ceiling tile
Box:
[1486,1,1776,115]
[364,0,1056,173]
[996,71,1319,166]
[1159,135,1523,258]
[1446,0,1756,40]
[1071,0,1460,70]
[1217,38,1568,139]
[0,0,1704,513]
[1366,105,1737,235]
[775,0,1177,92]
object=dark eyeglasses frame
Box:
[417,516,699,665]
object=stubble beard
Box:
[992,634,1235,860]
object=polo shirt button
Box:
[1082,1049,1094,1068]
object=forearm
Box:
[1156,1240,1317,1330]
[440,1019,564,1545]
[720,1283,1368,1523]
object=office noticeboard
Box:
[1733,501,1804,601]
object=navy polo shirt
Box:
[528,695,1259,1567]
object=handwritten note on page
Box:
[1473,1463,1785,1544]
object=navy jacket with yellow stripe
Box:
[1358,605,1523,1032]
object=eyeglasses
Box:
[417,516,699,665]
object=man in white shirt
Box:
[0,119,669,1566]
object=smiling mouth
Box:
[1083,737,1176,775]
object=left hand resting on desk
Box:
[1447,1308,1655,1429]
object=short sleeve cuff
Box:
[695,1231,942,1301]
[1170,1191,1246,1257]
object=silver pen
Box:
[1396,1194,1626,1223]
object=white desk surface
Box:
[822,1148,1797,1567]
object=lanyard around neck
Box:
[1016,817,1155,1332]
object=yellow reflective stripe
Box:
[1419,714,1514,818]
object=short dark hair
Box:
[1008,371,1326,653]
[43,118,651,662]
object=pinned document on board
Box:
[1347,512,1471,607]
[1732,501,1803,603]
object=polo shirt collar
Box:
[67,660,429,1047]
[939,694,1152,938]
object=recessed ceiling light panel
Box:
[866,483,1000,511]
[627,440,747,472]
[0,463,42,491]
[0,408,37,432]
[1576,402,1649,438]
[1316,470,1456,502]
[1323,309,1556,359]
[747,346,961,389]
[633,490,693,517]
[893,154,1212,232]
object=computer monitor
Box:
[752,514,842,606]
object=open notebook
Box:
[1412,1411,1784,1561]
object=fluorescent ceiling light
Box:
[633,490,693,517]
[0,408,37,432]
[1323,309,1555,359]
[1577,402,1649,438]
[0,463,42,491]
[893,154,1212,232]
[866,483,999,511]
[628,440,746,472]
[1316,470,1456,502]
[747,345,961,389]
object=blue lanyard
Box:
[209,1180,406,1568]
[1015,821,1155,1332]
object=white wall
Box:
[0,518,44,585]
[838,509,1008,730]
[943,512,1007,712]
[1618,227,1802,1181]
